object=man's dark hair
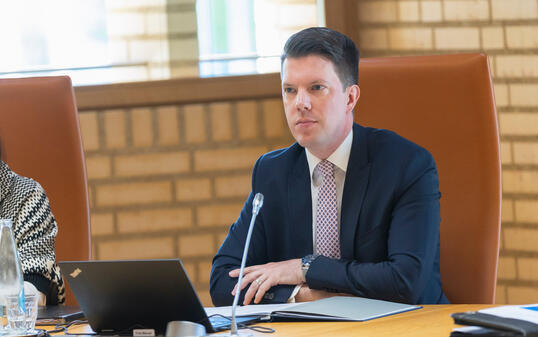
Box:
[281,27,359,88]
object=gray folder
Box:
[271,296,421,321]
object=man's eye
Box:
[284,87,295,94]
[312,85,324,90]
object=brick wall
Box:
[357,0,538,304]
[104,0,199,81]
[79,98,293,306]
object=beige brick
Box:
[515,200,538,223]
[115,152,190,177]
[215,175,251,198]
[435,27,480,50]
[129,39,168,63]
[398,1,419,22]
[210,102,233,142]
[359,28,389,50]
[117,208,192,233]
[237,101,259,140]
[444,0,489,21]
[498,257,517,279]
[500,141,512,165]
[358,1,398,23]
[511,84,538,106]
[502,198,514,222]
[178,234,214,257]
[506,26,538,49]
[198,261,212,284]
[217,232,228,248]
[194,147,266,172]
[176,178,211,201]
[262,99,287,138]
[167,11,197,34]
[503,170,538,194]
[497,55,538,79]
[518,258,538,281]
[106,12,146,37]
[494,83,509,108]
[131,108,153,147]
[197,203,243,227]
[514,142,538,165]
[495,285,506,304]
[389,28,433,50]
[482,27,505,50]
[146,12,167,35]
[157,106,180,145]
[169,38,199,62]
[184,104,207,144]
[90,213,114,236]
[183,262,196,282]
[96,181,172,206]
[499,113,538,136]
[197,289,212,307]
[505,227,538,252]
[421,1,442,22]
[79,112,100,151]
[99,237,175,260]
[85,156,111,180]
[491,0,538,20]
[104,109,127,149]
[507,286,538,304]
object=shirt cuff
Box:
[287,284,303,303]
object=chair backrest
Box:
[0,76,91,305]
[355,53,501,304]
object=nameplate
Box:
[133,329,156,337]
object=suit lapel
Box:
[340,124,370,260]
[288,149,313,257]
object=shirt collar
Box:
[305,128,353,178]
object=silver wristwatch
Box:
[301,254,318,280]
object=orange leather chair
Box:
[356,53,501,303]
[0,76,91,305]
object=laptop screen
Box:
[59,259,216,335]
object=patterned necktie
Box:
[315,160,340,259]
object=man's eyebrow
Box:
[282,80,329,86]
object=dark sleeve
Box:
[306,148,441,304]
[209,158,294,306]
[14,186,65,304]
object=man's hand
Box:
[229,259,302,305]
[295,286,351,302]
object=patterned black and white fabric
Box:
[0,160,65,304]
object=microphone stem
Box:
[230,209,259,335]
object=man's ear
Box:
[346,84,360,114]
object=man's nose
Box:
[295,89,311,112]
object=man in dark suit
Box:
[210,27,449,306]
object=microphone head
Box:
[252,193,264,214]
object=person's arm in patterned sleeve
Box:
[13,183,65,305]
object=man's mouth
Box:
[296,119,316,126]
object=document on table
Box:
[205,296,421,322]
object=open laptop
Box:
[59,259,260,335]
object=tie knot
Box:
[317,160,334,178]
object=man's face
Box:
[281,55,359,159]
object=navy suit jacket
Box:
[210,123,449,306]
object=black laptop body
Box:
[59,259,219,335]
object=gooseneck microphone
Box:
[228,193,264,337]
